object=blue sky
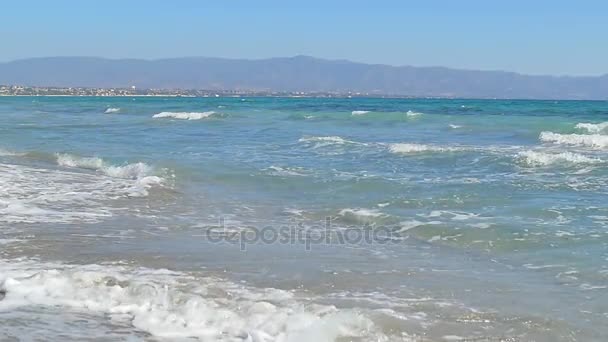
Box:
[1,0,606,75]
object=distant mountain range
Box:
[0,56,606,99]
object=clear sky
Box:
[1,0,606,76]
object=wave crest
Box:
[56,154,154,180]
[576,122,608,134]
[0,260,378,341]
[104,107,120,114]
[388,143,460,154]
[539,132,608,148]
[153,111,216,120]
[517,150,602,166]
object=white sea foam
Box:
[449,124,462,129]
[298,136,363,150]
[104,107,120,114]
[56,153,156,180]
[0,148,22,156]
[517,150,602,166]
[339,208,384,218]
[266,165,310,177]
[351,110,370,115]
[406,110,423,117]
[153,111,216,120]
[575,122,608,134]
[539,131,608,148]
[0,259,382,341]
[338,208,387,225]
[388,143,460,154]
[0,152,167,223]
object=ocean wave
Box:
[0,148,22,156]
[0,163,110,223]
[0,156,168,224]
[0,259,381,341]
[517,150,602,166]
[337,208,389,226]
[104,107,120,114]
[153,111,216,120]
[539,132,608,148]
[265,165,310,177]
[575,122,608,134]
[298,136,364,150]
[56,153,156,180]
[406,110,423,117]
[388,143,460,154]
[351,110,370,115]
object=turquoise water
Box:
[0,96,607,341]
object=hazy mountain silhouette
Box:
[1,56,606,99]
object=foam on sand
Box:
[517,150,602,166]
[153,111,216,120]
[0,259,383,341]
[575,122,608,134]
[539,131,608,148]
[104,107,121,114]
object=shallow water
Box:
[0,97,607,341]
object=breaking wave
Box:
[0,148,22,156]
[56,153,157,181]
[104,107,121,114]
[298,136,365,150]
[575,122,608,134]
[406,110,423,117]
[517,150,602,166]
[153,111,217,120]
[539,132,608,148]
[265,165,310,177]
[351,110,370,115]
[337,208,389,226]
[0,259,382,341]
[388,143,461,154]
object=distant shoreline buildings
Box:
[0,85,422,98]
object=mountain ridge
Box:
[1,56,607,99]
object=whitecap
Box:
[104,107,120,114]
[517,150,602,166]
[575,122,608,134]
[0,259,380,341]
[388,143,460,154]
[153,111,216,120]
[0,148,22,156]
[298,136,364,150]
[265,165,310,177]
[406,110,423,117]
[56,153,155,180]
[351,110,370,115]
[337,208,388,226]
[539,132,608,148]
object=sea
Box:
[0,96,607,341]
